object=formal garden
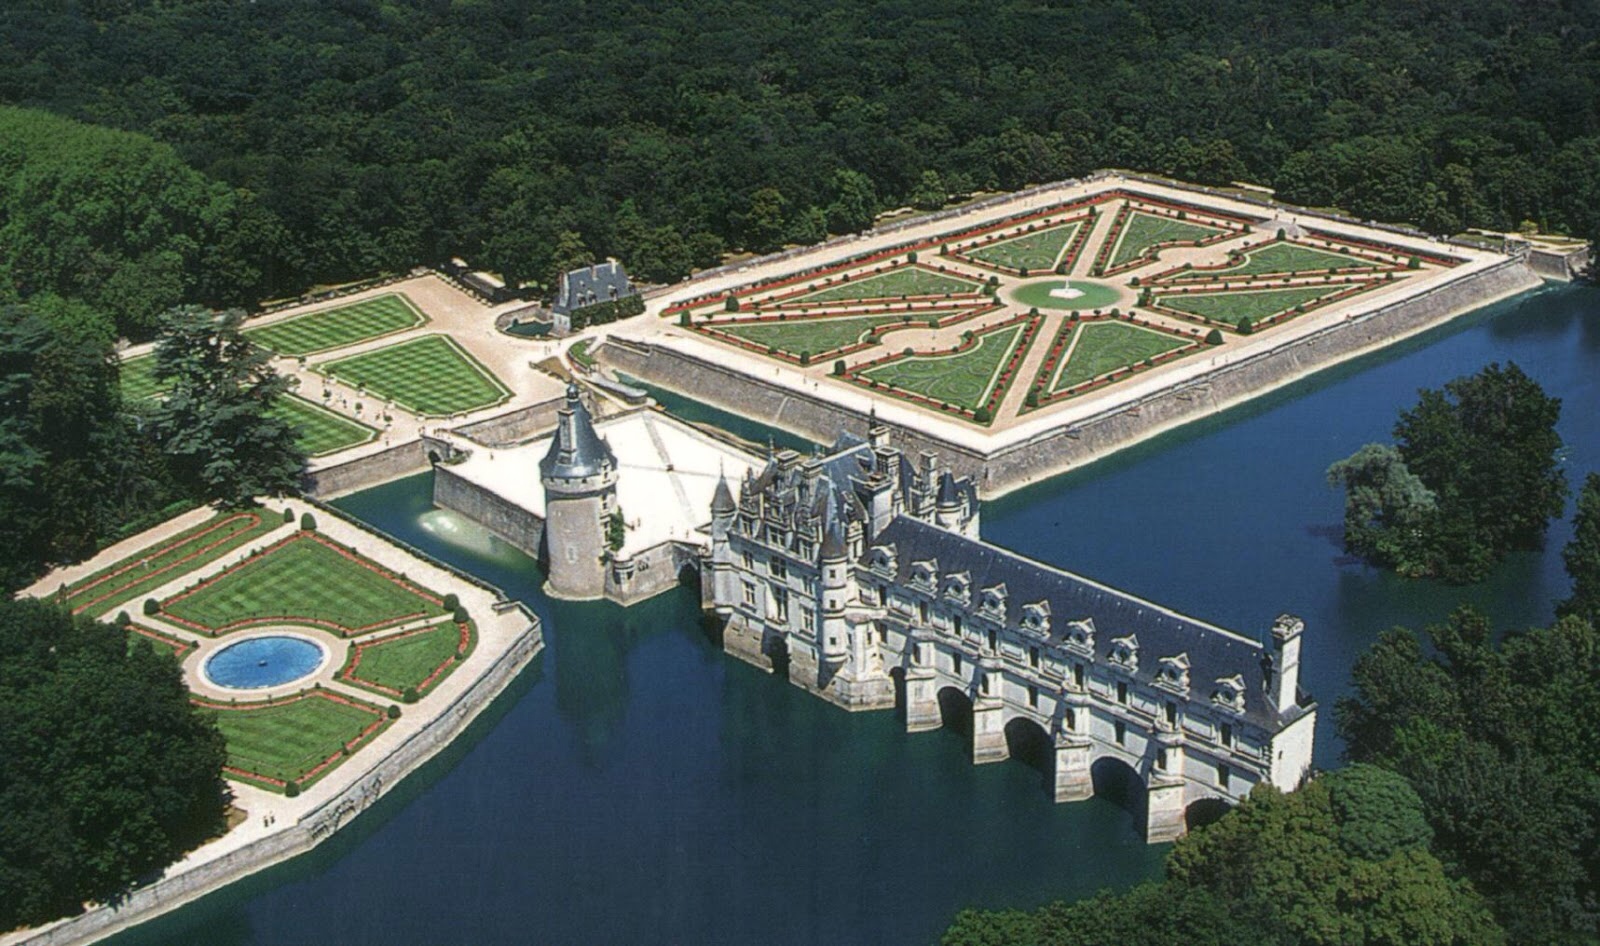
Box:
[245,292,428,356]
[849,316,1039,422]
[197,689,392,791]
[317,333,512,417]
[1030,317,1199,406]
[960,219,1087,273]
[1151,281,1378,332]
[270,395,380,456]
[338,618,476,700]
[1094,202,1242,275]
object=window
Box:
[770,557,787,580]
[741,582,757,607]
[1029,646,1040,669]
[986,628,997,652]
[770,586,789,622]
[741,550,754,570]
[1157,748,1168,771]
[872,584,885,605]
[1114,721,1126,745]
[1220,723,1233,748]
[1165,701,1177,727]
[1116,681,1128,705]
[1073,663,1085,689]
[953,614,964,636]
[1217,763,1231,790]
[800,605,816,632]
[918,601,929,625]
[952,652,963,676]
[1027,685,1038,709]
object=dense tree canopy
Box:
[0,599,228,930]
[0,0,1595,309]
[1328,362,1566,582]
[1558,473,1600,628]
[1338,609,1600,944]
[943,765,1501,946]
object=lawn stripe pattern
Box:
[119,355,166,403]
[318,334,510,417]
[340,620,472,697]
[861,322,1026,411]
[716,313,918,357]
[246,292,428,356]
[271,395,379,457]
[200,691,388,789]
[1050,321,1192,392]
[1201,241,1380,277]
[63,510,280,616]
[1156,284,1348,326]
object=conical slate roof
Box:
[711,469,736,514]
[540,383,617,480]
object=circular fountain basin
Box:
[1010,278,1122,311]
[203,634,328,690]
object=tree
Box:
[0,598,227,929]
[735,187,790,253]
[1326,443,1438,576]
[826,169,879,234]
[544,229,595,295]
[147,306,303,506]
[911,170,947,212]
[1558,473,1600,627]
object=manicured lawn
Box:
[271,395,378,457]
[126,624,195,661]
[1156,284,1347,328]
[1049,321,1192,391]
[342,621,469,696]
[1010,279,1122,311]
[62,510,282,616]
[964,221,1083,271]
[204,692,387,789]
[245,293,428,356]
[319,334,511,417]
[1109,211,1225,268]
[798,266,981,303]
[715,313,912,357]
[119,355,166,403]
[1210,241,1380,276]
[861,322,1028,411]
[162,533,444,633]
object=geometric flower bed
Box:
[127,622,197,661]
[1150,239,1388,282]
[62,510,282,617]
[196,689,392,793]
[159,531,446,636]
[1093,202,1243,277]
[793,264,983,303]
[848,314,1040,423]
[1027,316,1200,408]
[1151,281,1382,333]
[246,292,429,357]
[338,619,476,701]
[271,394,380,457]
[703,306,995,364]
[957,218,1091,275]
[318,334,512,418]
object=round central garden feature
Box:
[1010,278,1122,311]
[203,634,328,690]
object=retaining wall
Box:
[451,395,566,447]
[303,440,429,498]
[432,464,545,559]
[604,257,1542,497]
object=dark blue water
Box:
[203,636,325,690]
[110,283,1598,945]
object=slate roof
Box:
[540,383,617,480]
[871,516,1301,730]
[553,261,635,315]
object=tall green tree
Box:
[0,598,227,929]
[1326,443,1438,575]
[147,306,302,506]
[1558,473,1600,627]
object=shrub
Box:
[387,704,401,719]
[1130,276,1140,287]
[1277,227,1287,240]
[442,592,459,611]
[724,296,740,312]
[1028,307,1039,316]
[1408,256,1421,269]
[678,311,690,326]
[300,512,316,531]
[908,251,918,263]
[282,508,294,523]
[453,605,469,623]
[1205,328,1225,345]
[799,351,811,366]
[973,407,992,423]
[1237,317,1255,335]
[925,318,938,328]
[115,610,131,626]
[403,686,419,703]
[833,359,846,376]
[285,780,300,798]
[143,598,159,616]
[1019,267,1029,277]
[1024,389,1039,407]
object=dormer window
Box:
[911,559,938,589]
[1212,674,1246,714]
[943,571,971,605]
[1020,600,1051,638]
[980,583,1007,617]
[1155,653,1190,694]
[1065,618,1095,655]
[1108,634,1139,673]
[869,543,898,574]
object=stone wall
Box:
[8,609,542,946]
[452,395,565,448]
[432,464,545,559]
[303,440,429,498]
[603,257,1541,497]
[1528,245,1592,281]
[606,540,699,604]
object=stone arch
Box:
[888,666,908,719]
[1090,755,1147,822]
[1003,715,1053,787]
[427,449,442,465]
[1184,795,1232,833]
[764,631,791,680]
[936,685,974,740]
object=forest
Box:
[1,0,1597,341]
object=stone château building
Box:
[550,259,636,334]
[700,422,1316,841]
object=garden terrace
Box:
[1152,281,1381,332]
[338,619,476,700]
[700,306,995,362]
[952,218,1092,274]
[317,333,512,417]
[1148,239,1392,283]
[850,314,1039,422]
[270,395,380,457]
[198,690,391,792]
[1031,316,1199,406]
[787,264,984,304]
[158,531,446,636]
[245,292,428,356]
[60,510,282,617]
[1094,203,1242,276]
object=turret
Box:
[818,491,851,664]
[539,383,618,600]
[935,471,963,530]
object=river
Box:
[109,282,1598,945]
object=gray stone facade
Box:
[702,425,1315,842]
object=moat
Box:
[108,282,1598,945]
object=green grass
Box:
[797,267,981,303]
[1109,211,1225,268]
[1156,284,1349,327]
[1208,241,1379,276]
[119,355,166,403]
[62,510,282,617]
[319,334,511,417]
[861,322,1027,411]
[163,534,444,633]
[964,221,1082,271]
[344,622,466,694]
[206,693,384,788]
[1010,279,1122,311]
[569,338,596,369]
[715,313,913,356]
[1049,321,1191,391]
[126,625,193,660]
[245,293,427,356]
[271,395,378,457]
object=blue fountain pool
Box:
[203,635,326,690]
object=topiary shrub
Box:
[442,592,459,611]
[282,508,295,524]
[725,296,740,312]
[1019,267,1029,277]
[403,686,419,703]
[387,704,401,720]
[143,598,159,617]
[453,605,469,624]
[973,406,992,423]
[1205,328,1224,345]
[115,610,131,627]
[679,311,690,327]
[1237,317,1255,335]
[908,251,918,263]
[1408,256,1421,269]
[300,512,316,531]
[833,360,846,376]
[285,780,300,798]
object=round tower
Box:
[539,383,618,600]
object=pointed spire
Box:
[711,464,736,515]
